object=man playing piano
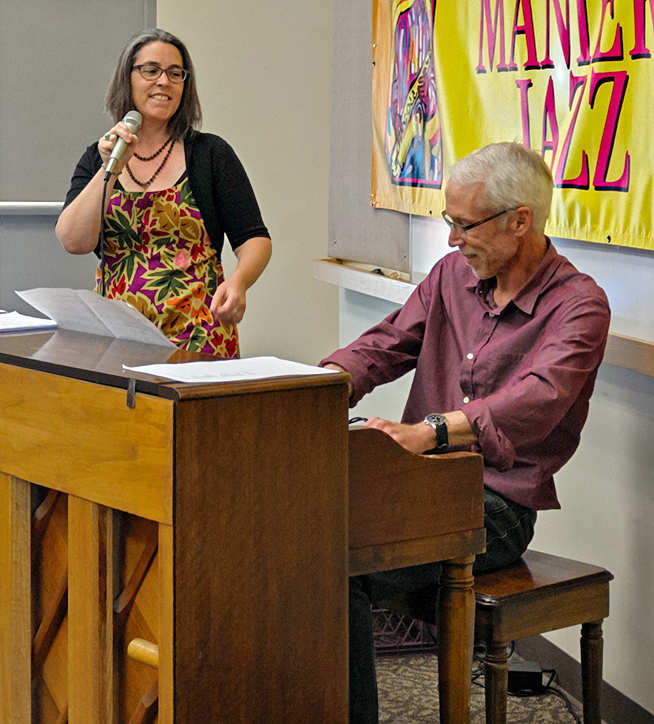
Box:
[321,142,610,724]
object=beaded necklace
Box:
[133,136,173,161]
[126,139,176,189]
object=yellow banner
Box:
[372,0,654,250]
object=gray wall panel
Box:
[328,0,409,273]
[0,0,154,312]
[0,217,97,314]
[0,0,155,201]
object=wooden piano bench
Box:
[380,549,613,724]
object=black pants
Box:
[348,487,538,724]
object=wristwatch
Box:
[424,413,448,450]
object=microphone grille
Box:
[123,110,142,134]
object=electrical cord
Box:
[391,619,582,721]
[470,642,582,723]
[539,669,583,724]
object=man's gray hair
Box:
[448,142,553,234]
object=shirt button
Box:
[467,353,474,359]
[489,312,495,317]
[463,396,470,403]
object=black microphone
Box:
[104,110,142,179]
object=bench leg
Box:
[437,556,475,724]
[581,620,604,724]
[484,640,509,724]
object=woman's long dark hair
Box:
[105,28,202,141]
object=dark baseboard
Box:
[515,635,654,724]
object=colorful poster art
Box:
[385,0,442,190]
[371,0,654,250]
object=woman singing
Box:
[56,29,272,357]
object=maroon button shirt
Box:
[322,242,610,511]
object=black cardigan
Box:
[62,131,270,259]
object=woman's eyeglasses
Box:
[132,64,189,83]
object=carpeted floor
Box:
[376,653,582,723]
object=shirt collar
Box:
[465,239,561,315]
[511,239,560,314]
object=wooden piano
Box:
[0,330,484,724]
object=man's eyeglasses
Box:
[132,64,189,83]
[441,207,517,237]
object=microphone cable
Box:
[100,176,110,297]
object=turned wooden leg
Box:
[581,620,604,724]
[437,556,476,724]
[484,640,509,724]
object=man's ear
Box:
[511,206,532,237]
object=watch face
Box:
[425,413,446,425]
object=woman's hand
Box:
[211,275,247,327]
[98,121,139,173]
[210,236,272,327]
[57,122,139,255]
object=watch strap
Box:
[424,413,448,449]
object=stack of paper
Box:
[0,311,57,333]
[123,357,339,383]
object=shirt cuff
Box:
[461,398,515,471]
[319,351,371,406]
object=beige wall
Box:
[157,1,338,364]
[156,4,654,715]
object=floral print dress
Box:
[97,176,239,357]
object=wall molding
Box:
[314,258,654,379]
[313,258,411,305]
[0,202,63,216]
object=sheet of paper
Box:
[17,288,113,337]
[123,356,339,383]
[16,288,175,348]
[0,311,58,333]
[76,290,175,348]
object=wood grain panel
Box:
[158,524,174,724]
[114,515,159,724]
[473,550,612,598]
[34,490,70,719]
[480,585,610,642]
[603,331,654,378]
[348,428,484,548]
[173,383,350,723]
[68,497,113,724]
[0,363,173,523]
[349,528,487,576]
[0,473,32,723]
